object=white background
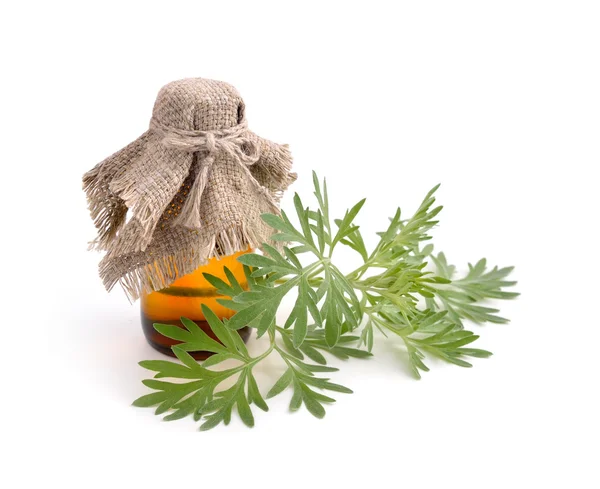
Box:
[2,1,599,487]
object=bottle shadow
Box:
[66,302,165,403]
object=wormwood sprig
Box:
[133,305,272,430]
[135,172,518,429]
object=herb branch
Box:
[135,172,518,429]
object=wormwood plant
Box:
[134,172,518,430]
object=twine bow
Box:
[150,117,276,229]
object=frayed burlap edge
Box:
[98,217,279,302]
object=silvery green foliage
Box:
[135,172,518,430]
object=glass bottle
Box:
[140,249,251,360]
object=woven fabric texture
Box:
[83,78,296,300]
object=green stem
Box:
[274,343,297,370]
[249,329,276,366]
[272,261,325,286]
[345,257,387,281]
[218,329,276,376]
[307,265,325,280]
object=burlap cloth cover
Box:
[83,78,296,300]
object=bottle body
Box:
[140,250,250,359]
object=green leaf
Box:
[331,198,366,250]
[299,343,327,365]
[202,273,235,296]
[360,322,374,352]
[227,279,296,332]
[330,346,372,359]
[340,226,368,262]
[132,391,168,407]
[300,364,339,373]
[457,348,493,358]
[237,253,278,268]
[172,347,201,370]
[289,278,311,347]
[138,360,204,379]
[164,318,230,355]
[289,382,303,411]
[266,369,293,399]
[284,246,303,269]
[302,391,326,419]
[324,294,340,347]
[152,323,192,342]
[293,194,317,250]
[201,353,234,367]
[247,372,269,412]
[201,305,241,354]
[263,210,312,249]
[224,267,245,295]
[280,333,304,360]
[199,413,225,431]
[236,388,254,428]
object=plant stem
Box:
[272,261,325,285]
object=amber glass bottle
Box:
[141,250,251,360]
